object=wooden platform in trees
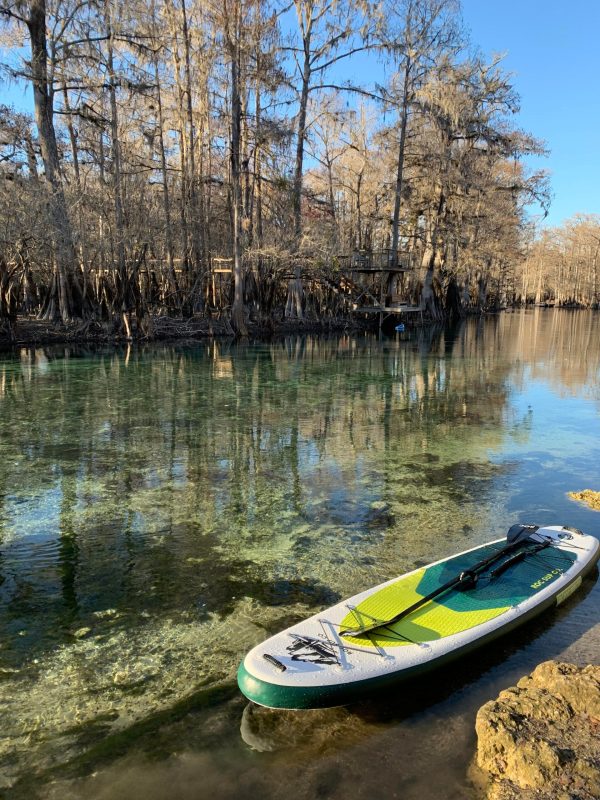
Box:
[201,250,419,325]
[316,255,421,325]
[337,249,415,272]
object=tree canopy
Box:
[0,0,558,337]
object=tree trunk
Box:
[180,0,204,281]
[152,53,178,299]
[285,267,303,319]
[390,60,411,267]
[420,263,439,320]
[254,73,264,249]
[356,169,363,249]
[24,129,38,180]
[229,8,247,336]
[61,81,80,187]
[292,11,312,248]
[164,2,190,274]
[105,14,127,295]
[26,0,76,323]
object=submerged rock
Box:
[474,661,600,800]
[568,489,600,511]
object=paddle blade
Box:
[506,523,539,544]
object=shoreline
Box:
[2,307,597,351]
[0,315,373,350]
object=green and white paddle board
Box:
[237,525,599,709]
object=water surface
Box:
[1,309,599,798]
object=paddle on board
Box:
[340,524,545,638]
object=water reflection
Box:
[0,310,599,797]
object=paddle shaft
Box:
[341,537,550,637]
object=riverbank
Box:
[0,314,374,349]
[5,306,597,349]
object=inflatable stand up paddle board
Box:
[238,524,599,709]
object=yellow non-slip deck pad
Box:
[339,543,575,647]
[340,568,509,647]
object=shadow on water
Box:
[8,679,242,797]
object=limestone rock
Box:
[568,489,600,511]
[475,661,600,800]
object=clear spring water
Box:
[1,309,599,798]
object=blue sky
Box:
[462,0,600,227]
[2,0,598,229]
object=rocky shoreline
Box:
[474,661,600,800]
